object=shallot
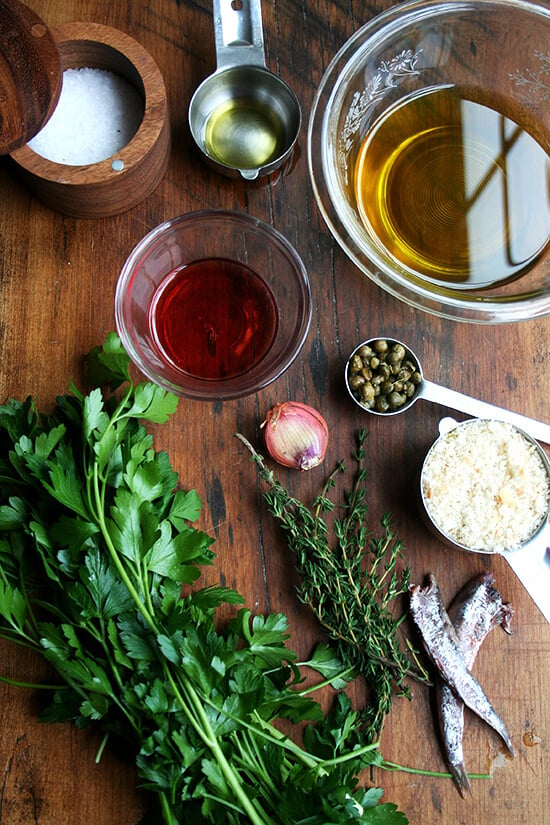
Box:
[261,401,329,470]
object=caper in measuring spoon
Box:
[345,337,550,445]
[346,338,423,415]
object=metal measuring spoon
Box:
[345,337,550,445]
[420,417,550,624]
[188,0,301,180]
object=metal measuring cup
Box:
[419,417,550,623]
[188,0,301,180]
[345,337,550,445]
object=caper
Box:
[387,346,405,365]
[388,391,406,409]
[349,354,363,373]
[357,345,374,359]
[360,382,375,402]
[347,338,422,413]
[348,374,365,390]
[375,395,390,413]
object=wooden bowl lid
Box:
[0,0,62,154]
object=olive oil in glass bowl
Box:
[308,0,550,323]
[354,86,549,290]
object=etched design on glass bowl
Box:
[509,51,550,103]
[338,48,422,184]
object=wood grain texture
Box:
[0,0,549,823]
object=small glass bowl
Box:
[308,0,550,323]
[115,210,312,400]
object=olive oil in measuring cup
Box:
[204,98,288,171]
[354,86,550,288]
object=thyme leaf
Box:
[236,429,430,742]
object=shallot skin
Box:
[409,573,514,758]
[436,573,514,796]
[262,402,329,471]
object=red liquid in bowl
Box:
[150,257,278,380]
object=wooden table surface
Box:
[0,0,549,823]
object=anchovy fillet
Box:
[437,572,514,796]
[409,573,515,760]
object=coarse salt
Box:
[28,67,144,165]
[421,419,550,553]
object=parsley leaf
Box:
[0,333,412,825]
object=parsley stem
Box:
[91,449,275,825]
[159,790,178,825]
[294,665,356,695]
[165,667,275,825]
[91,464,157,636]
[379,760,492,781]
[0,674,66,690]
[232,731,279,800]
[250,711,321,770]
[315,740,380,770]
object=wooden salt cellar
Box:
[7,21,170,218]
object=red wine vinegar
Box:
[150,257,278,380]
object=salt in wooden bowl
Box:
[9,21,170,218]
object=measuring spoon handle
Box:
[213,0,266,71]
[421,379,550,445]
[503,536,550,624]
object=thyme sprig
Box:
[236,429,430,742]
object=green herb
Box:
[235,430,430,743]
[0,333,410,825]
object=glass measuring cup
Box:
[188,0,301,180]
[345,337,550,445]
[419,417,550,623]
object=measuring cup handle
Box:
[503,534,550,623]
[421,379,550,445]
[213,0,267,70]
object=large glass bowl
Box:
[308,0,550,323]
[115,211,311,400]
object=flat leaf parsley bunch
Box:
[0,333,407,825]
